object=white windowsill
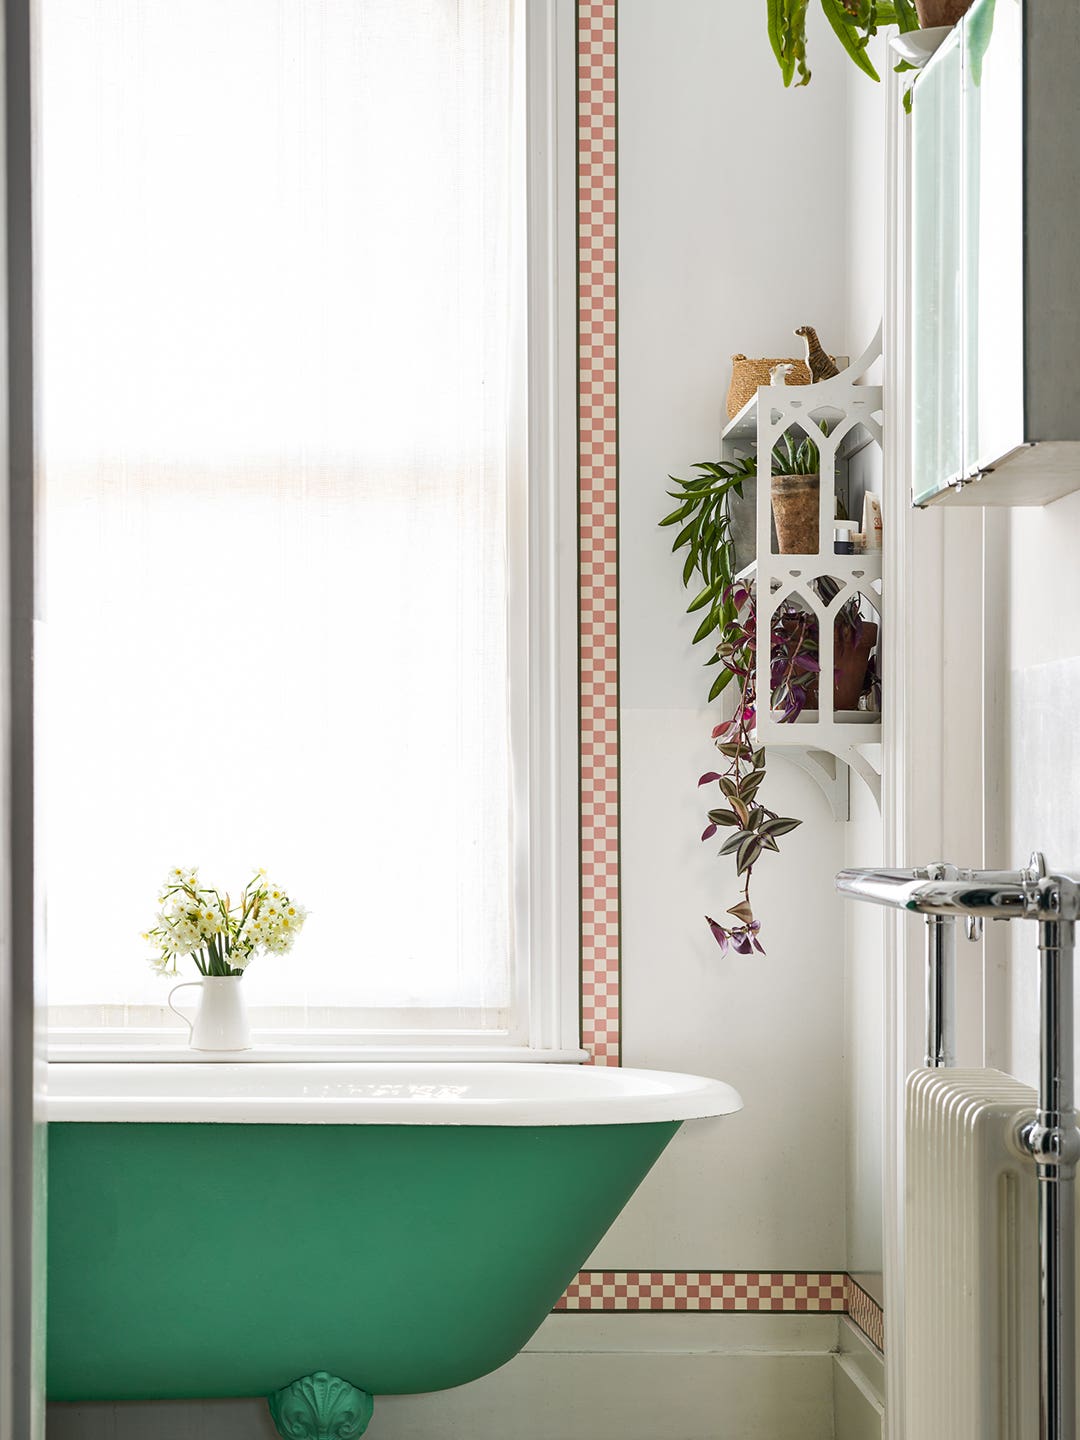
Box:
[47,1036,591,1064]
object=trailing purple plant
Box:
[696,582,805,955]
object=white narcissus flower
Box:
[143,867,307,977]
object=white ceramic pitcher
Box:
[168,975,252,1052]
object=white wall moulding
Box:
[721,329,885,810]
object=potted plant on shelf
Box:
[766,0,933,87]
[661,462,879,953]
[770,426,826,555]
[144,865,308,1052]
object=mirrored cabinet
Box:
[911,0,1080,506]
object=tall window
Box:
[39,0,531,1041]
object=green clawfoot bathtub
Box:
[46,1062,741,1432]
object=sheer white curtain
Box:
[39,0,525,1027]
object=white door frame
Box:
[879,63,1000,1439]
[0,1,42,1435]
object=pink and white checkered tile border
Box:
[844,1275,885,1354]
[555,1271,848,1314]
[577,0,620,1066]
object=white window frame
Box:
[44,0,583,1063]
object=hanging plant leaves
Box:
[760,816,802,838]
[736,836,764,876]
[707,808,739,827]
[663,452,811,957]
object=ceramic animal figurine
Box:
[769,361,792,385]
[794,325,840,382]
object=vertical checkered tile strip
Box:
[555,1271,849,1313]
[844,1275,885,1353]
[577,1,620,1066]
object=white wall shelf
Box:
[721,329,885,811]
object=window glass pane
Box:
[39,0,524,1024]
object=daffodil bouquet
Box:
[144,866,307,977]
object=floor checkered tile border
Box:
[844,1275,885,1354]
[577,1,620,1066]
[555,1271,848,1313]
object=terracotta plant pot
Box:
[834,621,879,711]
[770,472,819,555]
[914,0,972,27]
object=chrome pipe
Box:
[923,863,958,1070]
[1024,919,1079,1440]
[925,914,956,1069]
[835,865,1034,919]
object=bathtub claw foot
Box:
[267,1370,374,1439]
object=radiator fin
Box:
[905,1068,1038,1440]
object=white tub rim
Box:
[44,1060,744,1126]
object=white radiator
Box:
[905,1068,1039,1440]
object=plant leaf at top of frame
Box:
[820,0,882,80]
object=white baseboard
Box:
[833,1319,886,1440]
[47,1317,840,1440]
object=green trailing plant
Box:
[660,458,751,704]
[660,426,827,701]
[767,0,920,87]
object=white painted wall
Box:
[999,488,1080,1086]
[49,5,884,1437]
[614,0,851,1279]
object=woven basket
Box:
[727,355,812,419]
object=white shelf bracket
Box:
[773,746,851,822]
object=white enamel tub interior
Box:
[45,1060,743,1125]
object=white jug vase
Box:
[168,975,252,1052]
